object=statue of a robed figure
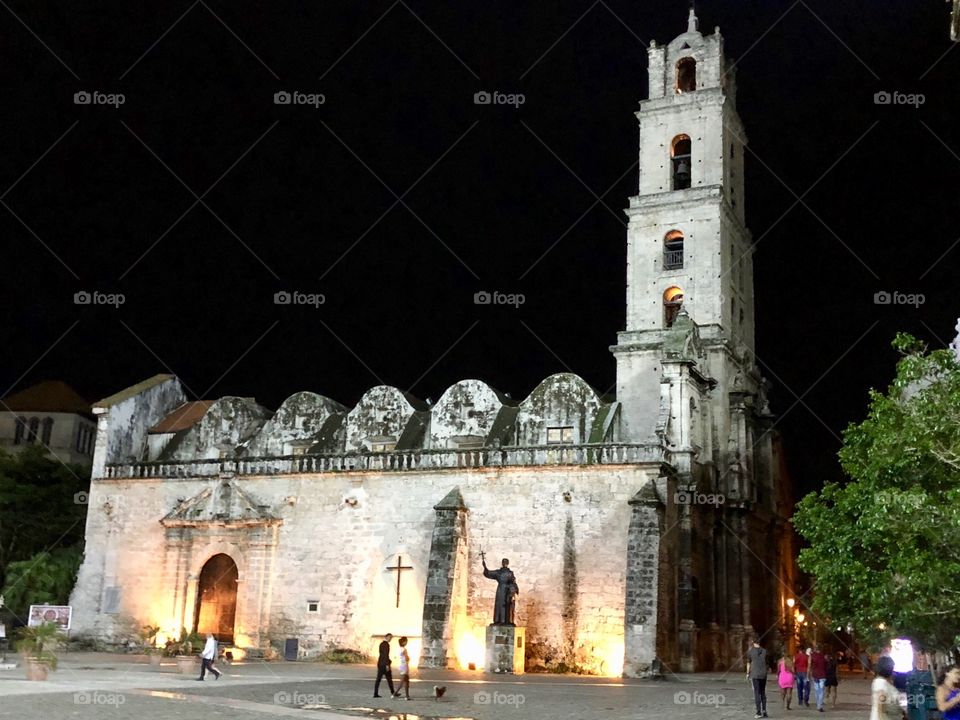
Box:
[481,552,519,625]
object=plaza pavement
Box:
[0,653,877,720]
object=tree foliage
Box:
[794,333,960,651]
[0,446,88,591]
[1,545,83,617]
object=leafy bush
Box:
[317,646,370,663]
[1,545,83,617]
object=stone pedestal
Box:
[485,625,525,674]
[678,618,698,672]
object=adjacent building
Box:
[0,380,96,466]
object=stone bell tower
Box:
[614,9,780,672]
[613,7,757,454]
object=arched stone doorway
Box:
[194,553,238,644]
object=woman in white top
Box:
[871,656,905,720]
[392,636,411,700]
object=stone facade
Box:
[70,11,794,676]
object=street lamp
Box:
[787,598,796,608]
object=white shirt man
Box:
[197,634,221,681]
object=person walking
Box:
[392,637,411,700]
[778,653,796,709]
[861,651,873,679]
[810,644,828,712]
[747,638,770,719]
[825,652,839,707]
[197,633,221,681]
[373,633,396,698]
[795,646,811,707]
[871,657,904,720]
[936,667,960,720]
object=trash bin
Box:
[906,669,937,720]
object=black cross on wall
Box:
[386,554,414,608]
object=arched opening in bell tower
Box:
[663,286,685,328]
[676,57,697,93]
[664,230,684,269]
[671,135,692,190]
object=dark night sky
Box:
[1,1,957,496]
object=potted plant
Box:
[163,628,203,675]
[16,622,65,681]
[139,624,162,668]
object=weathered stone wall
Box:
[72,463,656,670]
[427,380,503,449]
[92,375,185,475]
[344,386,420,452]
[165,397,270,461]
[515,374,603,446]
[245,391,346,456]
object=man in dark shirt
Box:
[373,633,396,698]
[810,644,828,712]
[746,639,769,718]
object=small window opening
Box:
[369,437,397,452]
[664,230,684,269]
[676,57,697,93]
[671,135,691,190]
[664,286,684,328]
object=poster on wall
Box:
[27,605,72,631]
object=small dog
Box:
[433,685,447,701]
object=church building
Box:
[70,11,795,675]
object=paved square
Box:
[0,653,878,720]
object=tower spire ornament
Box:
[687,4,699,33]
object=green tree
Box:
[794,333,960,652]
[0,446,88,591]
[1,545,83,617]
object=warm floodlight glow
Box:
[787,598,796,608]
[891,638,913,673]
[456,630,485,670]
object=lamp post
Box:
[785,598,796,653]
